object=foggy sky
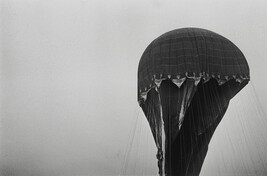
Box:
[1,0,267,175]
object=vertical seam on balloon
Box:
[182,30,187,78]
[203,30,208,78]
[219,36,225,79]
[213,35,217,76]
[232,44,242,79]
[192,28,201,77]
[199,30,205,75]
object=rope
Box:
[120,105,140,175]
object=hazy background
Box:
[1,0,267,175]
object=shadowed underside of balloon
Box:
[137,28,250,176]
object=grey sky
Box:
[1,0,267,175]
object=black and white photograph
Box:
[1,0,267,175]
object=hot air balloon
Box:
[137,28,250,176]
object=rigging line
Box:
[225,125,241,176]
[142,123,148,176]
[242,84,267,173]
[145,117,150,176]
[234,91,252,176]
[241,89,262,143]
[250,81,267,118]
[238,90,257,175]
[134,116,143,175]
[247,85,267,147]
[211,81,243,176]
[248,83,267,136]
[231,102,250,175]
[136,113,144,175]
[120,106,140,175]
[248,91,267,138]
[228,112,248,176]
[143,121,147,176]
[239,85,265,164]
[220,149,228,176]
[142,102,148,176]
[224,82,249,176]
[235,98,259,176]
[146,105,152,176]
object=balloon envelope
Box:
[137,28,249,175]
